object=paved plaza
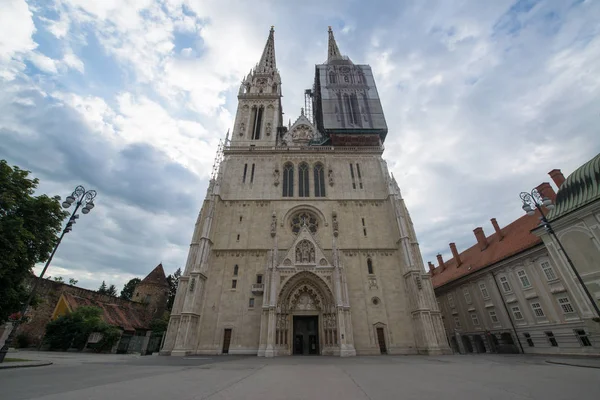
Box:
[1,351,599,400]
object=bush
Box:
[15,333,30,348]
[44,306,120,352]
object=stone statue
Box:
[273,168,280,186]
[271,213,277,237]
[328,168,334,186]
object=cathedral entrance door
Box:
[293,316,319,355]
[376,327,387,354]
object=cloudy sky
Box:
[1,0,599,291]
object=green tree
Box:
[68,278,78,286]
[53,276,64,283]
[97,281,108,294]
[107,284,117,297]
[44,306,121,352]
[120,278,141,300]
[166,267,181,311]
[0,160,68,323]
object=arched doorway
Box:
[461,335,473,353]
[473,335,487,353]
[450,336,460,353]
[276,271,337,355]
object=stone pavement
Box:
[1,352,599,400]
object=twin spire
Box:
[256,26,345,71]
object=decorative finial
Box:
[328,26,332,31]
[301,107,304,116]
[271,25,274,31]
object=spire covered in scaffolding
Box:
[327,26,342,62]
[257,26,276,73]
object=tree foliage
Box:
[166,268,181,311]
[0,160,68,323]
[120,278,141,300]
[107,284,117,297]
[97,281,108,294]
[44,306,121,352]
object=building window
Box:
[298,162,309,197]
[349,163,356,189]
[499,276,512,293]
[356,163,363,189]
[523,333,534,347]
[250,163,255,183]
[470,312,480,326]
[557,296,575,314]
[242,163,248,183]
[362,217,367,237]
[541,261,557,281]
[290,211,319,234]
[249,298,255,308]
[236,234,240,241]
[256,275,263,284]
[454,316,461,328]
[511,306,524,320]
[575,329,592,347]
[448,293,455,308]
[314,163,326,197]
[479,282,489,299]
[239,216,243,222]
[367,258,374,274]
[489,310,499,323]
[531,302,545,317]
[231,280,237,289]
[463,287,472,304]
[283,163,294,197]
[251,106,263,140]
[517,270,531,288]
[545,331,558,347]
[233,265,238,276]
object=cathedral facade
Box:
[161,28,450,356]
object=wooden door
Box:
[376,327,387,354]
[222,329,232,354]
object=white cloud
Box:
[62,51,84,73]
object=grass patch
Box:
[4,358,32,362]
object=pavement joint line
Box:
[202,364,267,400]
[340,366,373,400]
[545,360,600,369]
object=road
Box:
[1,351,599,399]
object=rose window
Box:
[290,211,318,234]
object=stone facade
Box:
[161,28,450,357]
[432,167,600,355]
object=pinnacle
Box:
[257,26,276,73]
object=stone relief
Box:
[332,211,339,237]
[295,293,316,310]
[295,240,316,263]
[328,168,334,186]
[273,168,280,186]
[291,124,314,142]
[265,122,272,136]
[368,277,378,289]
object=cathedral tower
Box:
[162,28,450,356]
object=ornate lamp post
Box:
[520,189,600,319]
[0,186,97,363]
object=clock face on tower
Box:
[257,78,267,87]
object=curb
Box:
[545,360,600,369]
[0,361,53,370]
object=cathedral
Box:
[162,27,450,356]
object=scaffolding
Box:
[304,89,314,124]
[210,137,225,181]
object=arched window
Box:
[367,258,374,274]
[314,163,326,197]
[233,265,239,276]
[251,106,263,140]
[298,163,309,197]
[283,163,294,197]
[329,71,336,84]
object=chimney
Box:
[449,243,462,266]
[473,227,488,251]
[490,218,504,240]
[535,182,557,203]
[548,169,565,188]
[436,254,446,270]
[428,261,435,274]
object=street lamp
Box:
[520,189,600,319]
[0,185,97,363]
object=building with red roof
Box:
[431,163,600,356]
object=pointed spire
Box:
[258,26,276,73]
[327,26,342,61]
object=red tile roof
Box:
[141,263,169,287]
[62,292,150,332]
[431,210,543,289]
